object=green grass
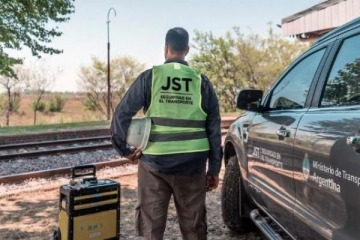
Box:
[0,121,110,136]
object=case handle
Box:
[72,165,96,179]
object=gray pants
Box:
[135,161,207,240]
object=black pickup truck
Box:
[221,17,360,240]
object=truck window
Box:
[321,34,360,107]
[269,49,325,110]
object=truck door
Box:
[294,33,360,240]
[246,48,326,235]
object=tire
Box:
[53,228,61,240]
[221,156,254,233]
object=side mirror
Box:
[236,89,263,112]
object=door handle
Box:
[347,137,360,154]
[347,136,360,147]
[276,127,291,138]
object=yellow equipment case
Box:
[54,165,120,240]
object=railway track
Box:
[0,136,112,161]
[0,159,133,184]
[0,135,110,151]
[0,117,237,184]
[0,135,120,184]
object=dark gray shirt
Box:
[111,59,222,176]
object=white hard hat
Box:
[126,117,151,150]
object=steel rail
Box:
[0,142,113,161]
[0,135,110,150]
[0,159,133,184]
[0,118,236,161]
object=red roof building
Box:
[282,0,360,41]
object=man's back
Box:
[110,27,221,240]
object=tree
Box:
[260,26,309,90]
[0,0,75,77]
[0,65,24,126]
[323,58,360,105]
[23,63,55,124]
[190,25,309,112]
[190,31,239,112]
[78,56,145,118]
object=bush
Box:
[9,92,21,112]
[48,94,66,112]
[0,92,20,113]
[84,99,97,111]
[0,95,5,114]
[31,101,46,112]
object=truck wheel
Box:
[53,228,61,240]
[221,156,253,233]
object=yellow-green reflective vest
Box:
[143,62,210,155]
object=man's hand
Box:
[206,175,219,192]
[125,147,142,161]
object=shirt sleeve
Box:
[201,74,222,176]
[110,69,151,156]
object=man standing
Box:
[111,27,221,240]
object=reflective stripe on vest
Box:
[149,131,207,142]
[143,63,210,155]
[151,117,205,128]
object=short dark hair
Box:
[165,27,189,52]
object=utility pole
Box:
[106,8,116,120]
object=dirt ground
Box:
[1,93,105,127]
[0,166,265,240]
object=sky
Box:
[10,0,322,92]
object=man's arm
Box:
[201,75,222,177]
[110,69,151,157]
